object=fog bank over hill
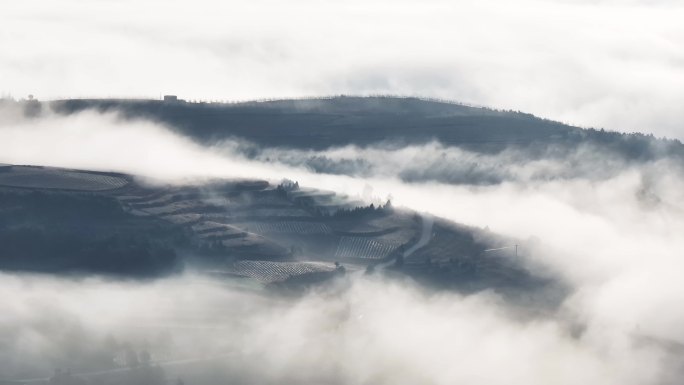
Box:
[4,0,684,382]
[50,97,684,156]
[2,100,684,383]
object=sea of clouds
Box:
[2,107,684,384]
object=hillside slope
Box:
[47,96,684,161]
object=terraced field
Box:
[230,207,312,218]
[0,166,128,191]
[161,213,202,224]
[229,260,336,283]
[193,222,246,240]
[244,221,331,235]
[334,236,400,260]
[137,200,215,215]
[192,221,244,234]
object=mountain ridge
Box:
[41,96,681,157]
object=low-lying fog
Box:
[0,273,670,385]
[2,107,684,384]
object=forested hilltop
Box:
[46,96,683,160]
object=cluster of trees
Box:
[198,239,229,256]
[275,179,395,218]
[275,179,299,197]
[331,200,393,218]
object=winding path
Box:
[403,213,434,259]
[377,213,433,269]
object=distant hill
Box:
[47,96,684,161]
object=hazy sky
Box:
[1,0,683,137]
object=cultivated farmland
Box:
[228,260,336,283]
[241,221,331,235]
[0,166,128,191]
[334,236,399,259]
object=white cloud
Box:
[0,273,672,384]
